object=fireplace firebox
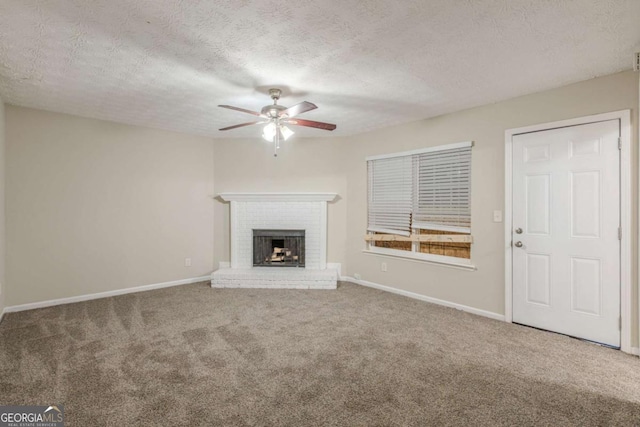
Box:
[253,229,305,267]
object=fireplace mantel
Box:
[218,192,338,203]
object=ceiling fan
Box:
[218,88,337,156]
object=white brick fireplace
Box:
[211,192,339,289]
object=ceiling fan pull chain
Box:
[274,133,278,157]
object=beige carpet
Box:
[0,281,639,426]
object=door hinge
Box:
[634,52,640,72]
[618,227,622,240]
[618,137,622,150]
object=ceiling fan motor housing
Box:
[262,88,286,118]
[261,104,286,118]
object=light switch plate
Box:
[493,210,503,223]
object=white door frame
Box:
[504,110,632,354]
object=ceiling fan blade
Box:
[219,121,266,131]
[218,105,264,117]
[281,101,317,118]
[286,118,337,131]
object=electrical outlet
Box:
[493,210,503,223]
[381,262,387,272]
[354,273,362,280]
[184,258,192,267]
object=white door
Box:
[512,119,620,347]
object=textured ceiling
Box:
[0,0,639,138]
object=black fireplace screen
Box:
[253,229,305,267]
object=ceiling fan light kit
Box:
[219,88,337,157]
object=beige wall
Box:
[212,136,348,270]
[5,106,215,306]
[0,97,5,315]
[343,70,639,346]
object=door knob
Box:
[514,241,523,248]
[515,228,523,234]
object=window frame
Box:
[365,141,475,270]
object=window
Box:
[366,141,473,266]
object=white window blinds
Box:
[367,155,413,236]
[367,141,472,235]
[413,145,472,233]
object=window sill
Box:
[362,248,477,271]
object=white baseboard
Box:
[3,276,211,313]
[342,276,505,321]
